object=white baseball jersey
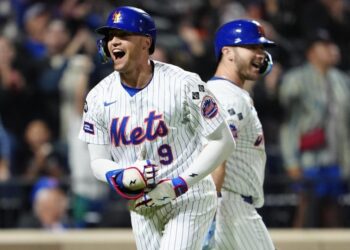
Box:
[79,60,225,250]
[207,77,274,250]
[207,77,266,208]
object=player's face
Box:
[232,45,266,81]
[107,30,151,72]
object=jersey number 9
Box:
[158,144,173,165]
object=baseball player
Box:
[78,6,235,250]
[204,20,276,250]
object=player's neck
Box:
[215,66,244,88]
[120,60,154,89]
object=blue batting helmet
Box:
[214,19,275,60]
[96,6,156,62]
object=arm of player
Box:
[88,144,159,199]
[134,121,234,208]
[180,121,234,186]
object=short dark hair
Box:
[305,28,333,51]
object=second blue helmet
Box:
[214,19,275,60]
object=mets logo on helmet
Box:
[201,96,218,119]
[113,11,122,23]
[255,22,265,36]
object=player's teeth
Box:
[252,62,260,68]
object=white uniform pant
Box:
[131,191,217,250]
[214,191,275,250]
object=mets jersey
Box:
[79,60,226,200]
[207,77,266,208]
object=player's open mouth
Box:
[251,61,261,69]
[113,50,126,59]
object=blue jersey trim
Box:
[121,82,145,97]
[210,76,236,85]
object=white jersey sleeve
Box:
[78,77,111,145]
[184,74,226,137]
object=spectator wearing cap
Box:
[18,177,73,231]
[20,3,50,59]
[279,29,350,228]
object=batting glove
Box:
[134,177,188,209]
[106,160,159,200]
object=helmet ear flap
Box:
[259,51,273,76]
[97,38,110,64]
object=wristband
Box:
[171,177,188,197]
[106,169,144,200]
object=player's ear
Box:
[142,36,152,52]
[222,46,234,62]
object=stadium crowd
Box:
[1,0,350,229]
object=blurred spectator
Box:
[34,18,71,138]
[25,14,106,228]
[20,3,50,59]
[0,35,39,172]
[48,7,112,226]
[279,29,350,228]
[177,20,216,80]
[300,0,350,72]
[17,119,68,181]
[60,54,109,228]
[35,18,96,138]
[58,0,108,32]
[18,177,72,231]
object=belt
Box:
[241,195,253,204]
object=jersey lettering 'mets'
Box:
[110,110,168,147]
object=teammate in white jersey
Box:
[204,19,276,250]
[78,6,235,250]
